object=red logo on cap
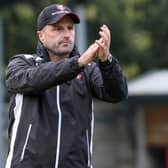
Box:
[56,5,66,11]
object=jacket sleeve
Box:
[89,56,128,102]
[6,55,83,94]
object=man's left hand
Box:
[95,24,111,62]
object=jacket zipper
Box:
[20,123,32,161]
[55,86,62,168]
[87,101,94,168]
[86,130,91,167]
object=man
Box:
[5,4,128,168]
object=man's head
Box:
[37,4,80,58]
[37,4,80,31]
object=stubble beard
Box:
[48,40,74,57]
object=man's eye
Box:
[55,27,62,31]
[52,26,62,31]
[68,26,73,30]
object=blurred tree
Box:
[122,0,168,74]
[1,3,36,64]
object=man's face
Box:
[38,16,75,57]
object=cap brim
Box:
[48,12,80,25]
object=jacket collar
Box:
[36,41,80,62]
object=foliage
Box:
[0,0,168,79]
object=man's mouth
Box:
[61,41,71,44]
[60,41,72,47]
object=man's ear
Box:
[37,31,44,43]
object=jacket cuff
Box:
[99,55,119,71]
[70,56,84,72]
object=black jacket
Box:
[5,44,127,168]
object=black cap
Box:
[37,4,80,31]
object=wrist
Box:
[100,53,113,63]
[77,57,85,67]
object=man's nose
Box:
[63,29,71,37]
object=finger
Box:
[95,39,105,49]
[101,24,111,39]
[91,43,99,50]
[88,43,99,54]
[99,31,108,45]
[99,30,110,47]
[99,25,111,43]
[96,37,104,44]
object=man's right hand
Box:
[78,43,99,67]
